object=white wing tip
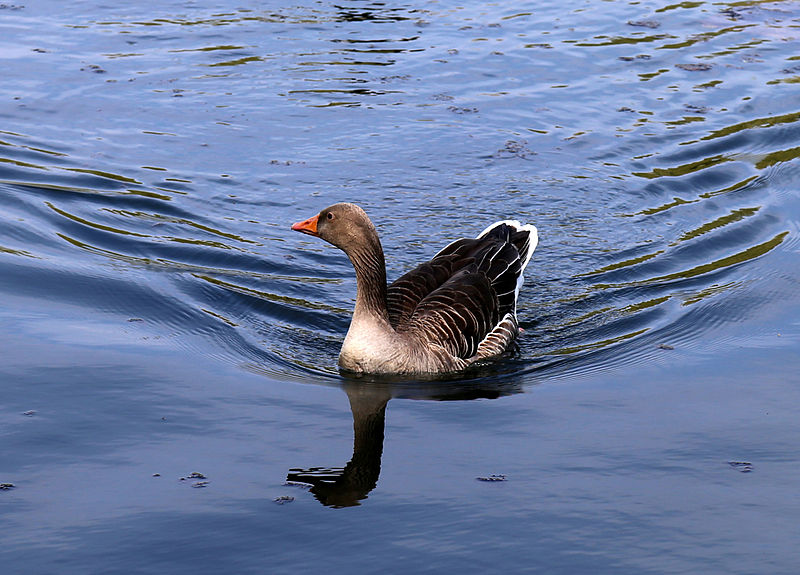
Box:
[478,220,538,268]
[476,219,539,317]
[477,219,521,238]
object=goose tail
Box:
[477,220,538,307]
[477,219,538,272]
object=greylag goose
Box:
[292,203,538,375]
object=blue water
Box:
[2,1,800,573]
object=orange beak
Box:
[291,214,319,236]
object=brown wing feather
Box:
[397,266,500,360]
[387,235,510,328]
[386,255,463,329]
[386,223,532,360]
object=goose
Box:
[291,203,537,375]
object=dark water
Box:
[2,1,800,573]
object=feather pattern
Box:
[292,203,538,375]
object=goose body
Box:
[292,203,538,375]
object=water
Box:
[2,1,799,573]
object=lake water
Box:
[2,1,799,573]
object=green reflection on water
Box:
[632,154,732,179]
[2,180,172,201]
[638,196,696,215]
[658,25,756,51]
[682,281,739,306]
[103,208,258,245]
[576,34,675,48]
[47,202,150,238]
[194,274,348,313]
[0,157,48,170]
[0,245,38,259]
[55,232,306,283]
[65,168,142,185]
[579,250,666,277]
[208,56,265,67]
[753,146,800,170]
[170,45,247,53]
[552,327,649,356]
[655,1,704,13]
[672,206,760,245]
[700,175,759,198]
[698,111,800,143]
[594,231,789,289]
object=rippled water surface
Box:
[2,1,800,573]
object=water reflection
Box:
[333,3,414,23]
[287,383,390,507]
[287,379,522,507]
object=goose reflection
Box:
[287,382,390,507]
[287,377,523,508]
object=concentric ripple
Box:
[1,0,798,386]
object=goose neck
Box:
[348,241,390,323]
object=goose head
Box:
[292,202,380,254]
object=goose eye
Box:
[326,212,334,220]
